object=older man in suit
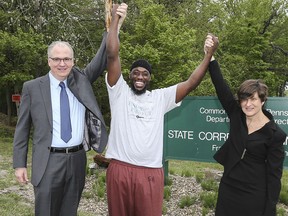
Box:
[13,4,127,216]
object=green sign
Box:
[163,96,288,176]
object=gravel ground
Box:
[1,167,288,216]
[1,167,215,216]
[78,169,215,216]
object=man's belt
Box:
[50,144,83,153]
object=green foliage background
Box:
[1,0,288,126]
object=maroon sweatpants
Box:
[106,159,164,216]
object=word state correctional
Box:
[168,130,229,141]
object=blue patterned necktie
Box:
[59,82,72,142]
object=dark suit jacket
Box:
[13,32,108,186]
[209,60,287,215]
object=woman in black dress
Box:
[205,35,287,216]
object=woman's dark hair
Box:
[236,79,268,103]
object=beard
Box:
[130,80,149,95]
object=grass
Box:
[0,138,17,190]
[0,132,34,216]
[201,179,218,192]
[0,193,34,216]
[163,186,171,201]
[200,191,217,209]
[178,195,197,208]
[169,160,223,175]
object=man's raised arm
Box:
[175,34,219,103]
[106,3,128,86]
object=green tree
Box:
[0,0,287,123]
[2,0,107,66]
[119,2,206,94]
[213,0,287,96]
[0,29,47,124]
[0,0,108,120]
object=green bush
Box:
[277,207,286,216]
[195,173,204,183]
[163,186,171,201]
[200,191,217,209]
[98,173,106,184]
[165,176,173,186]
[81,190,95,199]
[96,186,105,198]
[279,183,288,205]
[0,125,15,138]
[201,179,218,192]
[178,195,196,209]
[201,207,210,216]
[181,170,192,177]
[162,202,167,215]
[169,168,175,175]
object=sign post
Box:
[12,94,21,116]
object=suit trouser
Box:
[106,159,164,216]
[34,148,86,216]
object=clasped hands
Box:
[204,33,219,57]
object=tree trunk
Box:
[5,88,12,126]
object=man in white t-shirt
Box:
[105,3,218,216]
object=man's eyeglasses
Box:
[49,57,73,64]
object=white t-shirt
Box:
[105,74,181,168]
